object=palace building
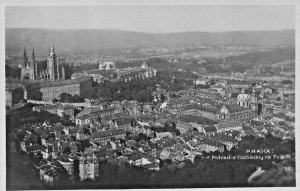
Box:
[23,77,93,102]
[21,43,73,81]
[71,62,157,83]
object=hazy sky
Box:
[5,5,295,33]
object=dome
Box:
[99,62,104,70]
[237,88,250,100]
[237,94,251,100]
[105,63,111,70]
[141,62,148,69]
[102,61,116,70]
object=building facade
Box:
[24,77,93,102]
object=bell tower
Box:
[251,88,257,103]
[47,42,59,80]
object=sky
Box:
[5,5,295,33]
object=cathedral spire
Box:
[23,47,27,58]
[32,48,35,60]
[23,47,28,67]
[50,41,55,55]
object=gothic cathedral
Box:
[21,43,67,81]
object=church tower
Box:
[237,88,251,107]
[47,42,59,80]
[31,48,36,79]
[251,88,258,103]
[251,88,258,111]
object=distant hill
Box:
[5,28,295,56]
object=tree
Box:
[160,94,166,102]
[73,95,84,102]
[134,133,149,142]
[63,146,71,154]
[59,93,73,103]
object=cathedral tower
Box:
[21,47,32,79]
[20,48,27,79]
[47,42,59,80]
[32,48,37,79]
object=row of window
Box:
[231,112,254,120]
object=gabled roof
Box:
[127,152,142,161]
[213,133,238,143]
[204,126,218,133]
[215,120,242,129]
[71,72,86,78]
[91,129,125,139]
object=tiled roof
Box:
[225,104,248,113]
[178,115,217,125]
[176,121,194,129]
[117,117,132,126]
[91,129,125,139]
[94,150,107,158]
[127,152,142,161]
[197,105,219,114]
[91,130,112,138]
[215,120,242,129]
[182,104,198,110]
[204,126,218,133]
[71,72,86,78]
[213,133,238,143]
[204,139,223,147]
[111,129,126,136]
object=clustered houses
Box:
[164,88,257,122]
[11,69,294,187]
[182,89,220,100]
[75,108,118,126]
